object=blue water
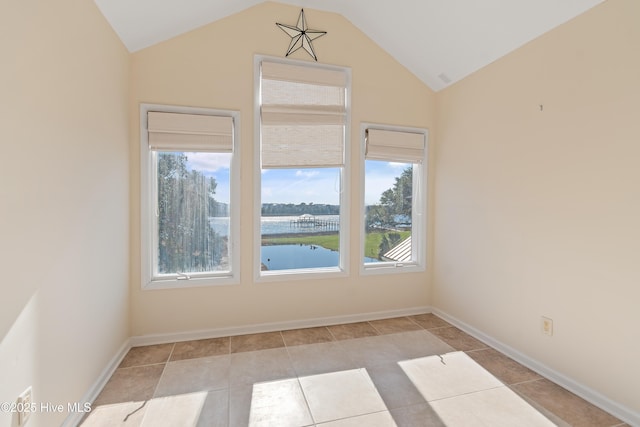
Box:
[262,244,379,270]
[210,216,379,270]
[262,244,338,270]
[210,215,339,237]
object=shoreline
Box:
[262,231,339,239]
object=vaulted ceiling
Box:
[93,0,603,91]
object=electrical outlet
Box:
[541,316,553,336]
[17,386,32,426]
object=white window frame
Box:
[140,103,241,289]
[360,123,428,275]
[253,55,351,282]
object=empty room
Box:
[1,0,638,426]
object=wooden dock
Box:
[289,215,339,231]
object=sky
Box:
[262,162,409,205]
[185,152,232,204]
[185,152,408,206]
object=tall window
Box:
[140,105,240,288]
[362,125,427,273]
[256,57,350,277]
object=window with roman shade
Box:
[256,57,350,279]
[260,60,347,168]
[140,105,240,290]
[365,128,425,163]
[147,111,233,152]
[361,124,428,275]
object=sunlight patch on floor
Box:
[81,392,208,427]
[249,368,394,426]
[399,351,555,427]
[83,352,558,426]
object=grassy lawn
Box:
[263,230,410,259]
[263,234,340,251]
[364,230,411,259]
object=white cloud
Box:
[262,169,340,204]
[295,170,320,178]
[364,174,397,205]
[186,152,231,172]
[389,161,408,168]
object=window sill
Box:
[257,266,348,283]
[360,262,425,276]
[142,274,239,290]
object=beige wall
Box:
[0,0,130,426]
[434,0,639,414]
[129,2,436,336]
[5,0,634,423]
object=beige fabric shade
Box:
[365,128,425,163]
[261,125,344,168]
[261,61,348,87]
[147,111,233,152]
[260,60,347,168]
[261,105,345,126]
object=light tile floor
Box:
[80,314,627,427]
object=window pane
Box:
[260,168,341,272]
[156,152,231,275]
[364,161,413,263]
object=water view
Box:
[262,244,338,270]
[209,215,340,236]
[210,215,380,270]
[261,244,378,270]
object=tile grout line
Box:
[278,330,317,426]
[295,375,316,425]
[117,361,167,370]
[100,316,626,427]
[151,342,176,398]
[165,342,177,362]
[464,347,490,355]
[406,315,423,329]
[120,342,177,425]
[366,321,381,337]
[508,377,546,387]
[278,330,287,350]
[324,325,338,343]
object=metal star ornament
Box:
[276,9,326,61]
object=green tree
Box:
[366,166,413,230]
[157,153,225,274]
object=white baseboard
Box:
[68,306,638,427]
[64,306,430,426]
[61,338,132,427]
[430,308,639,427]
[130,306,432,346]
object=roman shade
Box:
[365,129,425,163]
[147,111,233,152]
[260,60,347,168]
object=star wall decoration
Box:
[276,9,326,61]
